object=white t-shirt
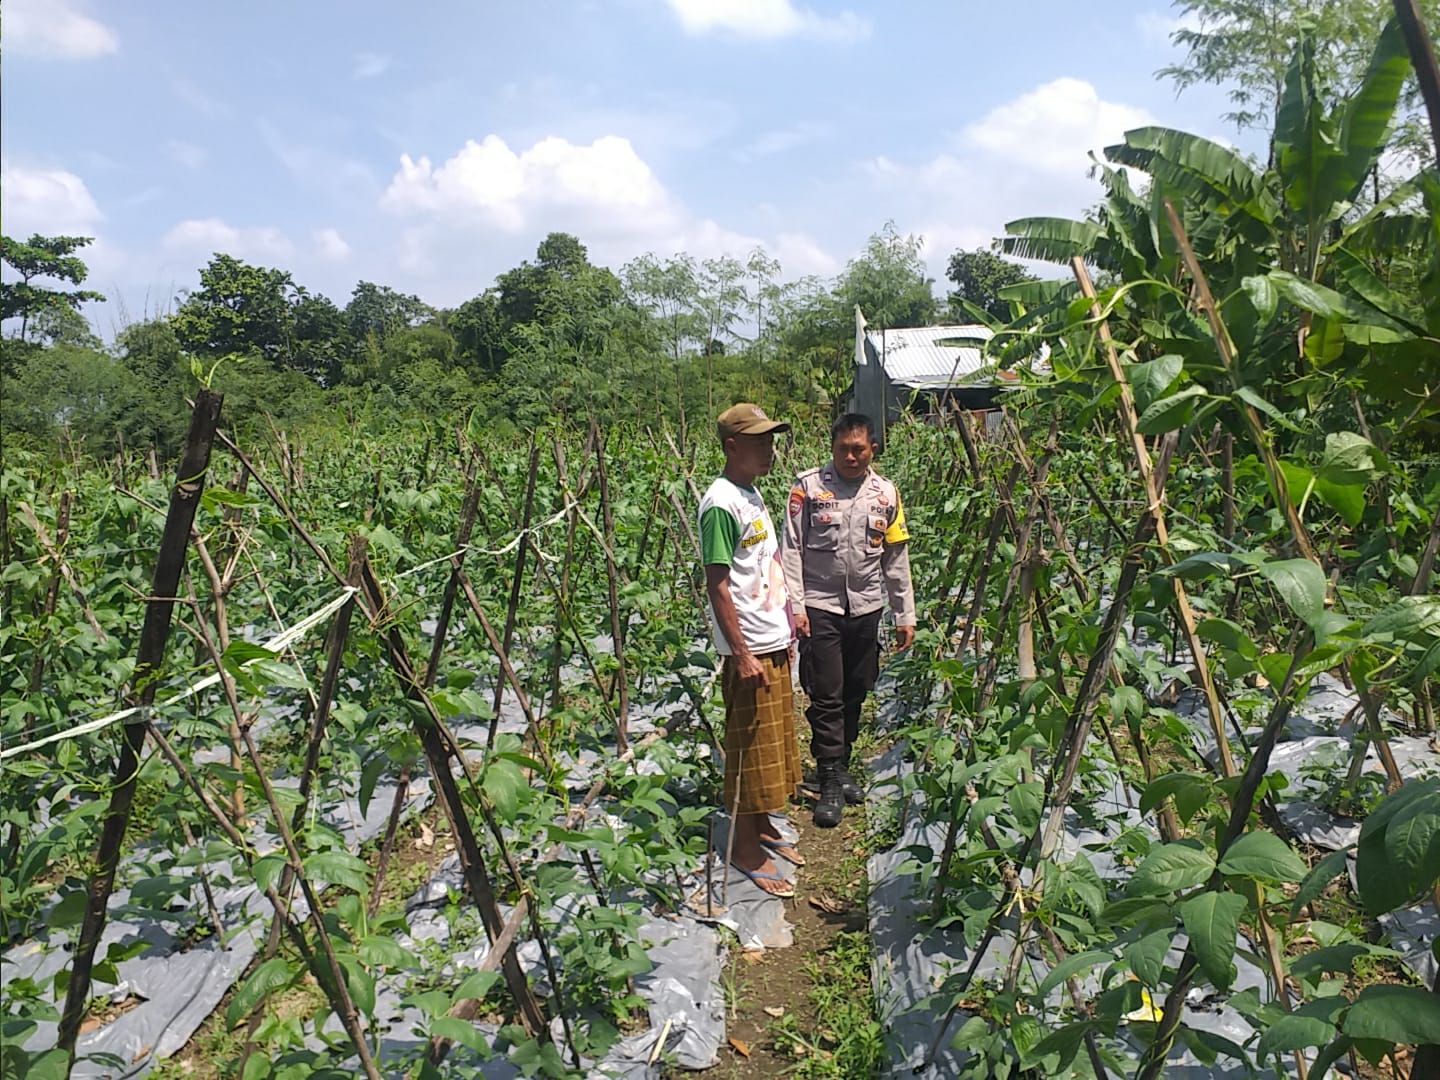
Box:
[698,476,792,656]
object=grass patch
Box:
[768,930,883,1079]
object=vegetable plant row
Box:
[3,16,1439,1080]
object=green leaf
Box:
[1127,842,1216,897]
[1035,950,1113,999]
[1382,792,1440,897]
[1364,596,1440,645]
[1318,432,1387,486]
[1269,271,1415,336]
[1195,617,1257,661]
[226,957,296,1028]
[482,758,529,821]
[251,853,287,894]
[1166,551,1247,581]
[1124,926,1175,987]
[358,934,410,968]
[1291,848,1351,919]
[338,953,375,1017]
[429,1015,491,1055]
[1308,1036,1354,1080]
[1139,772,1213,825]
[46,890,87,930]
[1136,385,1208,435]
[23,1049,71,1080]
[1312,476,1365,527]
[454,970,502,1002]
[220,640,277,670]
[1110,685,1143,723]
[1257,558,1327,629]
[1333,17,1411,207]
[1242,274,1278,324]
[1217,831,1307,883]
[1001,217,1102,264]
[1233,385,1298,431]
[1256,1010,1339,1057]
[1357,777,1440,914]
[303,850,369,895]
[1179,890,1248,990]
[1289,943,1379,982]
[1126,354,1183,416]
[1342,984,1440,1045]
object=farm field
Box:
[4,8,1440,1080]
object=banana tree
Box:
[1001,17,1438,445]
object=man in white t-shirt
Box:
[698,403,802,898]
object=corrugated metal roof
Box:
[861,324,996,389]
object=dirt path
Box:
[698,778,877,1080]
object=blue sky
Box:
[2,0,1259,332]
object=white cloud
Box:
[162,218,296,263]
[849,79,1158,285]
[962,77,1153,174]
[313,228,352,262]
[378,132,836,303]
[354,51,392,79]
[0,161,104,235]
[664,0,869,41]
[5,0,118,60]
[166,140,208,170]
[382,134,671,231]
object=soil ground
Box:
[695,786,874,1080]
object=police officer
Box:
[782,413,915,828]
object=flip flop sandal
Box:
[737,864,796,899]
[761,838,807,866]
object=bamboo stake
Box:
[57,389,223,1065]
[25,491,73,716]
[180,595,382,1080]
[920,435,1176,1073]
[17,497,107,643]
[1138,640,1313,1080]
[1071,255,1238,780]
[357,555,547,1036]
[490,442,540,748]
[143,721,383,1079]
[593,422,631,754]
[1157,202,1319,565]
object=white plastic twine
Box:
[1,586,358,763]
[392,497,580,580]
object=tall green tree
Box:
[835,222,938,330]
[1,234,105,343]
[344,281,433,349]
[171,254,349,384]
[945,248,1038,322]
[1160,0,1440,162]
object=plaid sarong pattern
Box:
[721,649,801,815]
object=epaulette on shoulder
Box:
[796,466,822,481]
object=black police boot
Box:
[837,755,864,806]
[813,759,845,829]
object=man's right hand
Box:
[735,651,769,687]
[793,611,810,638]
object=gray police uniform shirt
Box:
[781,463,915,625]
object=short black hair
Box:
[831,412,876,444]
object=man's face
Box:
[832,426,875,480]
[727,432,776,476]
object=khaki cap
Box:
[717,402,790,441]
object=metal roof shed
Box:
[849,309,1029,448]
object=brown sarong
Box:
[721,649,801,815]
